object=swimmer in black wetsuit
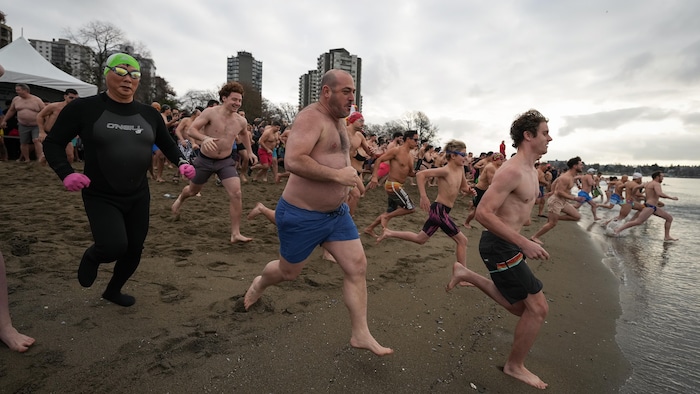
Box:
[43,53,195,307]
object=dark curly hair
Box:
[219,81,245,100]
[510,109,548,148]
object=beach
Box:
[0,161,629,393]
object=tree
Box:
[277,102,299,124]
[178,89,218,112]
[64,21,126,91]
[401,111,439,143]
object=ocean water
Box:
[576,177,700,393]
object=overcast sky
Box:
[3,1,699,166]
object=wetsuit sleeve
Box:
[44,99,88,180]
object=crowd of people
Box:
[0,56,680,390]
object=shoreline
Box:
[0,161,629,392]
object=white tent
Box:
[0,36,98,97]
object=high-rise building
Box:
[30,38,95,82]
[298,48,362,111]
[226,51,262,94]
[0,14,11,49]
[297,70,320,111]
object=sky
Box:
[3,1,700,166]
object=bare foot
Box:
[503,364,548,389]
[664,237,678,242]
[0,326,36,353]
[231,234,253,243]
[171,196,183,220]
[530,236,543,245]
[463,222,473,229]
[322,248,337,263]
[349,332,394,356]
[446,262,470,292]
[244,276,263,310]
[247,202,265,220]
[156,177,165,183]
[363,227,378,238]
[376,229,390,244]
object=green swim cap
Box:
[103,53,140,76]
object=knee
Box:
[94,239,129,260]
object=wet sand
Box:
[0,161,629,393]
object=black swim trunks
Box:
[479,230,543,304]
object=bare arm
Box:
[36,104,55,137]
[475,166,549,259]
[0,100,16,127]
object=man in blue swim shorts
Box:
[243,70,392,357]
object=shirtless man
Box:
[463,152,505,228]
[530,157,586,244]
[1,84,46,162]
[174,106,202,164]
[252,121,282,182]
[36,89,79,163]
[613,171,678,241]
[171,81,258,243]
[243,70,392,357]
[364,130,419,237]
[346,111,372,216]
[607,173,646,226]
[447,109,551,389]
[534,163,551,217]
[574,168,600,220]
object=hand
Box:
[39,132,47,142]
[248,154,259,166]
[63,173,90,192]
[419,195,430,212]
[521,240,550,260]
[336,166,358,187]
[179,164,196,179]
[201,137,219,155]
[575,196,586,202]
[367,176,379,190]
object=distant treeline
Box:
[544,162,700,178]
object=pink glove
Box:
[179,164,196,179]
[63,173,91,191]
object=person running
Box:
[530,157,586,245]
[376,140,473,271]
[463,152,505,228]
[574,168,600,220]
[612,171,679,241]
[364,130,419,237]
[346,111,372,216]
[43,53,195,307]
[447,109,552,389]
[36,88,79,163]
[243,70,392,357]
[171,81,258,243]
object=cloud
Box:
[559,107,677,136]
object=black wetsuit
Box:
[44,92,186,306]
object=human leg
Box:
[245,257,305,310]
[654,208,677,241]
[247,202,275,223]
[446,262,524,315]
[503,291,549,389]
[614,207,654,235]
[171,182,204,219]
[322,239,393,356]
[102,191,150,307]
[221,176,251,243]
[376,228,429,244]
[530,214,559,244]
[0,251,35,352]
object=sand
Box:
[0,161,629,393]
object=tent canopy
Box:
[0,36,98,98]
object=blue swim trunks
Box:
[276,197,359,264]
[610,193,623,205]
[577,190,592,202]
